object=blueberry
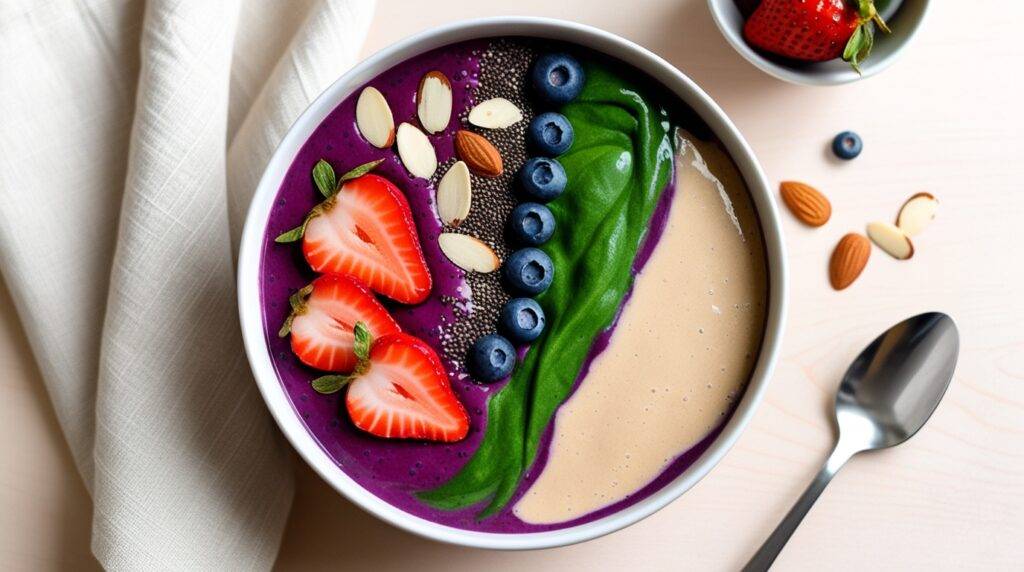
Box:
[469,334,516,382]
[503,248,554,296]
[527,112,574,157]
[517,157,567,202]
[531,53,585,106]
[508,202,556,246]
[499,298,546,343]
[832,131,863,160]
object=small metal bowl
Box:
[707,0,931,86]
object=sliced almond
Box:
[396,122,437,179]
[829,233,871,290]
[867,221,914,260]
[355,87,395,148]
[896,192,938,237]
[438,233,499,273]
[417,71,453,134]
[437,161,472,226]
[468,97,523,129]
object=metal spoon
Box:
[743,312,959,571]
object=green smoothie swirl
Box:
[419,63,674,517]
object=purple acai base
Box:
[259,39,738,533]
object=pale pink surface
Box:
[2,1,1023,570]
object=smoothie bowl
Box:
[238,18,787,549]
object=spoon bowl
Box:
[745,312,959,570]
[836,312,959,451]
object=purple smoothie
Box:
[259,38,747,533]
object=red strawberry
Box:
[279,274,401,373]
[310,323,470,442]
[743,0,890,71]
[276,160,432,304]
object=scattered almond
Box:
[780,181,831,227]
[468,98,523,129]
[829,233,871,290]
[417,71,453,134]
[867,221,914,260]
[454,131,503,177]
[896,192,938,237]
[355,87,395,148]
[436,161,472,226]
[438,233,500,273]
[396,123,437,179]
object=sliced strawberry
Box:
[301,173,432,304]
[280,274,400,373]
[310,324,469,443]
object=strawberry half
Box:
[743,0,891,72]
[311,323,470,442]
[275,160,432,305]
[279,274,401,373]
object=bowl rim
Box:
[706,0,931,86]
[237,16,789,550]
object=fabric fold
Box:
[0,0,145,490]
[0,0,377,568]
[91,1,295,568]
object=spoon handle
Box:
[742,445,857,572]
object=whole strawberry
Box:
[743,0,891,72]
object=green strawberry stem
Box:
[274,158,384,243]
[312,159,337,198]
[274,200,331,243]
[278,283,314,337]
[338,159,385,184]
[311,374,353,394]
[844,0,892,73]
[310,322,372,394]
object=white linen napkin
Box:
[0,0,375,568]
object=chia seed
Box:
[434,39,538,371]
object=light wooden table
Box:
[2,1,1022,570]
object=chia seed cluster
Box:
[437,40,538,370]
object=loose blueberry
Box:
[832,131,863,160]
[508,202,556,246]
[517,157,567,203]
[531,53,585,106]
[499,298,546,343]
[503,247,554,296]
[527,112,574,157]
[469,334,516,382]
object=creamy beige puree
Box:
[513,131,768,524]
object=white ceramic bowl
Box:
[708,0,931,86]
[238,17,788,550]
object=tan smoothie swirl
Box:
[513,131,768,524]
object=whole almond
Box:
[829,233,871,290]
[395,123,437,179]
[417,71,453,134]
[780,181,831,227]
[895,192,938,237]
[454,131,503,177]
[867,221,915,260]
[355,87,395,148]
[438,233,500,273]
[436,161,472,226]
